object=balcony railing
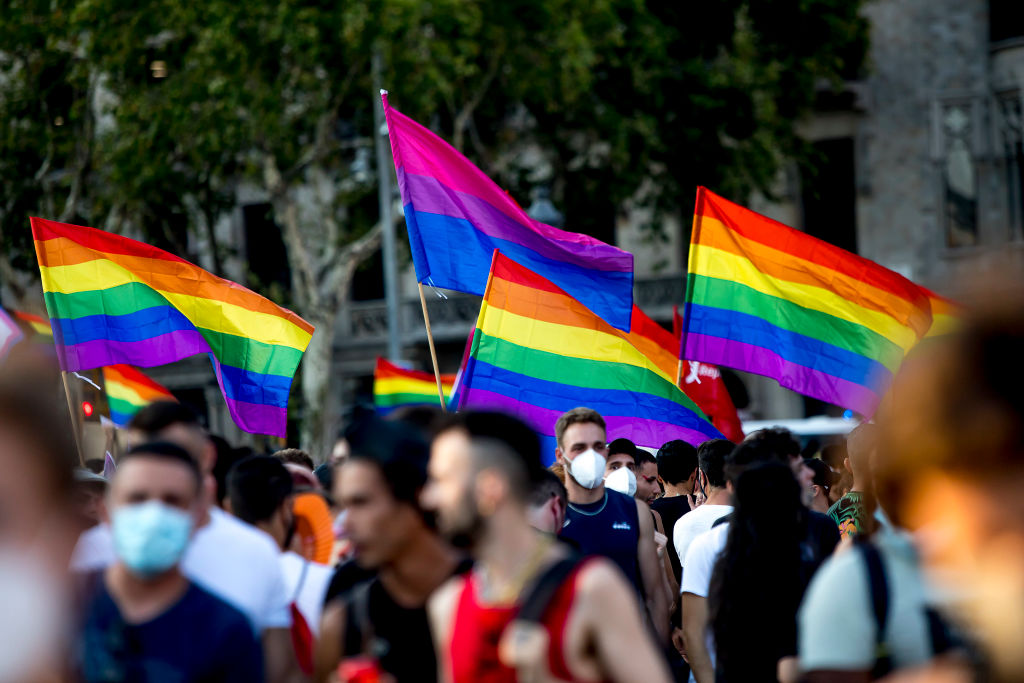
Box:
[339,273,685,347]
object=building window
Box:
[990,0,1024,44]
[942,105,979,248]
[997,95,1024,241]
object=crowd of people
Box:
[3,283,1024,682]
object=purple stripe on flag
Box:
[462,387,715,449]
[223,395,288,438]
[59,330,210,372]
[684,333,882,417]
[399,170,632,272]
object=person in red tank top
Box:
[421,411,672,683]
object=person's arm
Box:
[579,560,672,683]
[635,499,670,642]
[651,510,679,607]
[264,627,304,683]
[426,577,462,683]
[314,600,346,683]
[681,593,714,683]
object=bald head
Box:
[846,423,877,485]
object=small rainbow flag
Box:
[373,357,454,414]
[102,364,177,427]
[13,310,53,337]
[454,251,723,461]
[682,187,932,418]
[923,290,961,338]
[382,93,635,331]
[31,217,314,437]
[0,306,25,359]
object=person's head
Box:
[72,469,107,530]
[84,458,105,475]
[844,422,876,488]
[874,282,1024,678]
[634,450,661,504]
[424,411,546,550]
[603,438,638,497]
[273,448,315,472]
[105,442,204,580]
[656,439,699,495]
[709,460,805,677]
[803,458,833,514]
[697,438,734,496]
[335,415,433,568]
[210,436,251,509]
[128,401,215,473]
[737,428,813,506]
[329,436,350,467]
[526,470,568,535]
[820,441,848,474]
[226,455,295,550]
[554,407,608,490]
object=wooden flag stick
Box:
[676,358,684,387]
[61,371,86,467]
[417,282,448,413]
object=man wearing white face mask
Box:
[78,442,263,682]
[554,408,670,642]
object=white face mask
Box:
[0,548,65,680]
[568,448,607,489]
[605,467,638,497]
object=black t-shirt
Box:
[340,559,472,683]
[323,558,376,605]
[79,581,263,683]
[651,494,691,583]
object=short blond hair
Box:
[554,407,606,449]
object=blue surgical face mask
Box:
[111,501,194,579]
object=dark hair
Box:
[227,455,294,525]
[210,436,252,506]
[313,462,334,491]
[608,438,638,462]
[345,414,430,507]
[528,469,567,508]
[385,404,443,438]
[697,439,734,488]
[635,449,656,468]
[724,428,799,484]
[820,441,848,472]
[120,441,202,490]
[0,378,76,504]
[437,411,546,502]
[804,458,833,491]
[84,458,105,475]
[656,440,698,485]
[273,448,315,471]
[128,400,201,432]
[709,461,805,681]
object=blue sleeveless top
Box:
[560,489,641,592]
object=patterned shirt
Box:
[827,491,867,538]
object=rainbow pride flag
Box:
[0,306,24,359]
[454,251,723,462]
[102,364,177,427]
[923,290,961,338]
[373,357,454,414]
[682,187,932,417]
[31,217,314,437]
[382,93,635,331]
[13,310,53,337]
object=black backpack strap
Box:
[515,554,585,623]
[856,540,892,678]
[712,512,733,528]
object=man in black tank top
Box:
[553,407,671,643]
[314,416,466,683]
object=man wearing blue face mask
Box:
[78,442,264,682]
[554,407,670,643]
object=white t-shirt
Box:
[673,504,732,585]
[280,551,333,637]
[798,524,935,672]
[680,523,730,683]
[71,507,291,630]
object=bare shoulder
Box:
[575,557,633,597]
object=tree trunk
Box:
[298,309,337,461]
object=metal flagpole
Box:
[374,58,402,363]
